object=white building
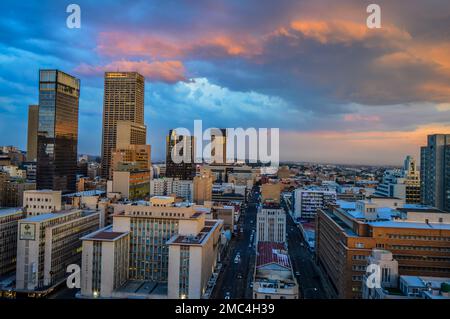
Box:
[363,249,450,299]
[0,208,25,276]
[80,226,130,298]
[23,190,62,216]
[294,188,336,220]
[15,209,100,292]
[257,203,286,243]
[150,178,193,202]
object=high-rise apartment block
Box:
[26,105,39,162]
[36,70,80,193]
[420,134,450,211]
[101,72,145,178]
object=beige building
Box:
[101,72,145,178]
[167,217,223,299]
[16,209,100,292]
[80,226,130,298]
[111,143,151,175]
[257,202,286,243]
[193,168,213,204]
[253,242,299,299]
[23,190,62,216]
[0,208,26,276]
[80,196,223,299]
[26,105,39,162]
[261,183,281,204]
[112,170,150,200]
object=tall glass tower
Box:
[36,70,80,193]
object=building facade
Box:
[26,105,39,162]
[0,208,26,276]
[16,209,100,292]
[101,72,145,178]
[420,134,450,211]
[257,203,286,243]
[36,70,80,193]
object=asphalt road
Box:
[212,188,259,299]
[283,202,327,299]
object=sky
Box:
[0,0,450,165]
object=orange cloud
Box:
[289,19,410,45]
[75,60,186,83]
[96,32,261,59]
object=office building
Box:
[36,70,80,193]
[111,144,151,175]
[101,72,145,178]
[375,156,421,204]
[23,190,62,216]
[252,242,299,299]
[0,208,26,276]
[26,105,39,162]
[16,209,100,292]
[261,183,281,204]
[315,199,450,299]
[80,196,223,299]
[362,250,450,299]
[193,168,213,204]
[257,202,286,243]
[210,128,227,165]
[420,134,450,211]
[166,130,196,180]
[294,187,336,220]
[80,226,130,298]
[112,169,150,200]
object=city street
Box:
[211,188,259,299]
[283,201,327,299]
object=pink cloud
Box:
[343,114,381,122]
[74,60,186,83]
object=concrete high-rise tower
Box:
[101,72,145,178]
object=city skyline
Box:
[1,1,450,165]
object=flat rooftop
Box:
[81,226,129,241]
[369,221,450,230]
[0,207,22,217]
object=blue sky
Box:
[1,0,450,164]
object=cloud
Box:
[74,60,187,83]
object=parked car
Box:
[225,292,231,299]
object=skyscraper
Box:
[166,130,196,180]
[101,72,145,179]
[211,128,227,164]
[36,70,80,193]
[420,134,450,211]
[26,105,39,161]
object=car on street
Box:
[237,273,243,279]
[225,292,231,299]
[295,271,300,276]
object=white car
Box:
[225,292,231,299]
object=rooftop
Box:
[81,226,129,241]
[0,207,23,217]
[256,242,291,269]
[369,220,450,230]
